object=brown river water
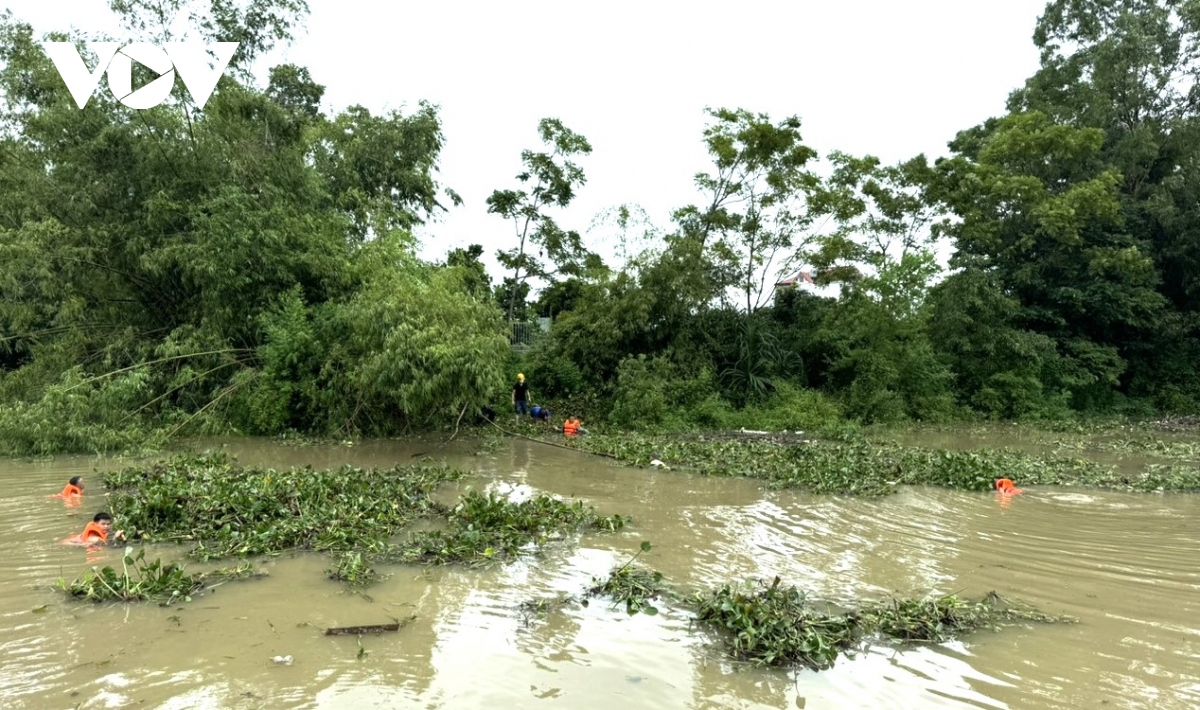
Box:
[2,437,1200,709]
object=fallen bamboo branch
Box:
[325,623,399,636]
[324,615,414,636]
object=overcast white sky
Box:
[7,0,1050,288]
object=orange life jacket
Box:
[60,483,82,497]
[79,521,108,543]
[563,419,580,436]
[995,478,1023,495]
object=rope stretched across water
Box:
[485,418,620,458]
[410,415,619,461]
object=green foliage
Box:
[0,367,163,455]
[0,11,501,452]
[446,244,493,300]
[99,453,635,586]
[8,1,1200,445]
[58,547,260,604]
[692,579,859,669]
[229,235,510,435]
[494,278,532,323]
[691,579,1071,669]
[714,316,788,406]
[525,347,586,400]
[714,382,845,432]
[608,355,719,430]
[60,548,202,604]
[818,282,958,424]
[576,432,1198,495]
[927,269,1072,420]
[393,489,627,566]
[104,452,464,559]
[489,118,598,321]
[328,551,378,587]
[107,0,310,71]
[584,541,664,616]
[676,108,820,312]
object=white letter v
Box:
[42,42,120,109]
[165,43,239,108]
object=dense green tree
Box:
[1003,0,1200,410]
[927,269,1067,419]
[935,110,1167,408]
[796,152,955,422]
[446,244,492,299]
[493,278,531,324]
[0,6,503,451]
[535,278,588,318]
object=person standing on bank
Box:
[512,373,530,423]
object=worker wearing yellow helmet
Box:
[512,372,530,423]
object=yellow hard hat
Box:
[517,373,525,380]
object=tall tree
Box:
[487,118,597,322]
[674,108,820,313]
[807,152,942,308]
[803,153,953,422]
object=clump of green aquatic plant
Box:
[689,578,1073,670]
[690,578,861,669]
[473,437,505,455]
[858,592,1070,642]
[393,489,628,566]
[328,551,379,587]
[58,548,261,604]
[584,541,666,616]
[517,593,578,627]
[102,452,464,559]
[576,432,1200,495]
[195,562,264,584]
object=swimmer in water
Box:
[52,476,84,498]
[66,512,126,545]
[995,478,1023,495]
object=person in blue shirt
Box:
[530,405,551,423]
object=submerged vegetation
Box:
[572,432,1200,494]
[59,548,262,604]
[93,453,628,587]
[526,552,1072,671]
[392,489,626,566]
[103,453,465,558]
[327,551,378,587]
[689,579,1071,670]
[584,541,666,615]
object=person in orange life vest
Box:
[71,512,126,545]
[53,476,84,498]
[995,478,1023,495]
[561,415,587,437]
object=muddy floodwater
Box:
[3,437,1200,709]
